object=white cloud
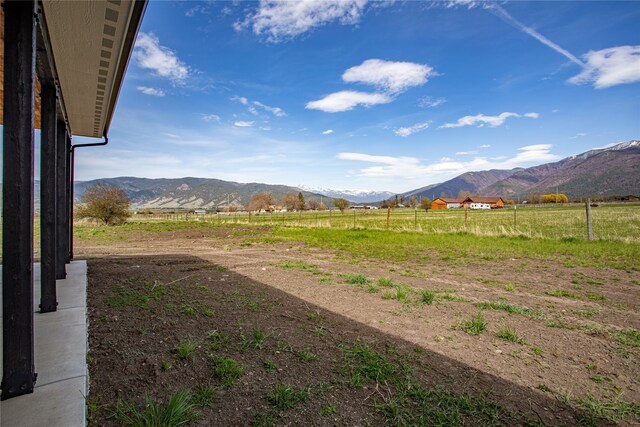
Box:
[134,32,189,83]
[306,90,392,113]
[337,145,558,180]
[202,114,221,122]
[237,0,368,42]
[253,100,287,117]
[568,45,640,89]
[569,132,587,139]
[234,121,255,127]
[394,121,431,137]
[479,144,491,148]
[342,59,435,94]
[455,150,479,156]
[322,129,334,135]
[440,111,539,129]
[418,96,446,108]
[232,96,286,117]
[137,86,165,97]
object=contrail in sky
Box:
[485,3,585,68]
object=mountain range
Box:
[400,140,639,201]
[18,140,636,210]
[73,177,332,210]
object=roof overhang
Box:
[0,0,146,138]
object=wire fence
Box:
[132,202,640,243]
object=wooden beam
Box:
[39,82,58,313]
[1,0,38,400]
[56,119,68,279]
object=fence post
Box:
[386,207,391,228]
[353,209,356,228]
[513,205,517,229]
[464,205,468,229]
[585,199,592,240]
[329,208,332,228]
[414,209,417,229]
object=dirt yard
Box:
[79,224,639,426]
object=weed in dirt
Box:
[585,291,606,302]
[318,277,331,283]
[240,326,268,350]
[419,289,435,305]
[545,289,579,299]
[438,293,468,302]
[367,283,380,293]
[565,391,640,425]
[263,359,277,371]
[306,311,324,323]
[210,356,244,388]
[590,375,604,384]
[107,287,151,309]
[252,411,278,427]
[207,330,230,351]
[343,273,369,285]
[180,304,196,315]
[458,311,488,335]
[576,308,598,317]
[200,306,215,317]
[313,326,326,337]
[339,340,519,425]
[608,328,640,348]
[246,301,260,312]
[205,264,228,272]
[496,324,524,344]
[545,319,575,329]
[531,346,544,356]
[381,291,395,300]
[536,384,551,392]
[161,360,172,371]
[377,277,396,287]
[112,390,201,426]
[320,404,337,417]
[190,385,217,408]
[266,384,310,410]
[175,338,198,360]
[277,259,319,273]
[475,301,543,319]
[276,340,293,353]
[296,350,316,362]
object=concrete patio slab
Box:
[1,260,88,427]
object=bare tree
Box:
[408,195,417,208]
[76,183,131,225]
[458,190,473,199]
[333,197,350,213]
[248,193,273,212]
[280,193,298,211]
[419,197,431,212]
[307,198,325,210]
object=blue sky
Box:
[72,0,640,193]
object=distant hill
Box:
[401,140,640,201]
[402,169,519,200]
[74,177,331,210]
[298,185,395,203]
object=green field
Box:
[135,203,640,243]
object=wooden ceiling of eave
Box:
[0,7,43,130]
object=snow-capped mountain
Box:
[297,185,396,203]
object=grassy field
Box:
[135,203,640,243]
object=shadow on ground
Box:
[87,254,597,426]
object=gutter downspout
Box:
[69,133,108,259]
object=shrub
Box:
[75,183,131,225]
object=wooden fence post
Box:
[386,207,391,228]
[513,205,517,229]
[585,199,592,240]
[414,209,417,229]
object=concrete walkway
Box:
[1,261,88,427]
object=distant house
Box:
[431,198,465,209]
[462,197,505,209]
[194,209,207,215]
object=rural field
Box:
[75,204,640,426]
